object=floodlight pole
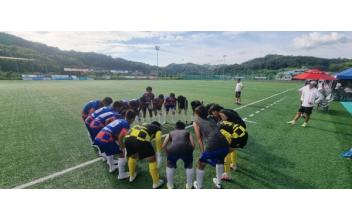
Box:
[223,55,227,80]
[155,46,160,78]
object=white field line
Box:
[13,89,291,189]
[13,158,102,189]
[244,119,257,124]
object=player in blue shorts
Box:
[162,121,195,189]
[81,97,113,122]
[164,93,177,124]
[94,110,136,179]
[89,111,122,143]
[192,105,230,189]
[85,101,124,142]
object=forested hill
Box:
[0,32,155,73]
[1,32,352,76]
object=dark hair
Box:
[195,105,208,119]
[102,97,113,106]
[125,110,136,121]
[158,94,164,99]
[146,86,152,91]
[208,104,224,115]
[237,79,241,82]
[170,93,175,97]
[151,121,162,130]
[112,101,123,111]
[175,121,186,129]
[191,100,202,111]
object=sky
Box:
[8,31,352,67]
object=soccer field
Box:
[0,80,351,189]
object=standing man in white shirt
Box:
[235,79,244,105]
[288,81,321,127]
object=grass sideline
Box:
[0,80,351,189]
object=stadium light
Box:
[155,46,160,77]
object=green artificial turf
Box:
[0,80,351,189]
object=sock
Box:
[186,168,194,187]
[230,150,237,166]
[171,113,175,122]
[166,167,175,187]
[107,155,115,169]
[101,152,107,160]
[118,157,127,175]
[149,161,159,185]
[128,157,137,177]
[224,153,231,173]
[196,168,205,189]
[156,152,162,167]
[216,164,224,185]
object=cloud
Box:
[292,32,351,49]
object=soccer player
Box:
[82,97,113,144]
[89,111,122,142]
[162,121,195,189]
[235,79,244,105]
[94,110,136,178]
[128,99,141,123]
[140,86,155,122]
[164,93,177,124]
[190,100,203,124]
[125,121,164,189]
[219,109,248,180]
[192,105,230,189]
[207,104,224,123]
[287,81,321,127]
[152,94,165,123]
[81,97,113,122]
[177,95,188,123]
[85,101,124,142]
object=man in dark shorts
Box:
[125,121,164,189]
[164,93,177,124]
[152,94,165,123]
[162,121,195,189]
[288,81,321,127]
[235,79,243,105]
[140,86,155,122]
[177,95,189,123]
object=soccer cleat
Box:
[193,181,201,189]
[287,120,295,125]
[185,183,193,189]
[230,164,237,171]
[117,172,130,180]
[221,173,231,181]
[153,179,165,189]
[212,178,222,189]
[129,172,138,182]
[341,148,352,159]
[167,183,174,189]
[301,122,307,127]
[109,165,118,173]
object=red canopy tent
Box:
[292,69,335,80]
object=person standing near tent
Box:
[235,79,244,105]
[287,81,321,127]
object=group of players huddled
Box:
[81,86,248,189]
